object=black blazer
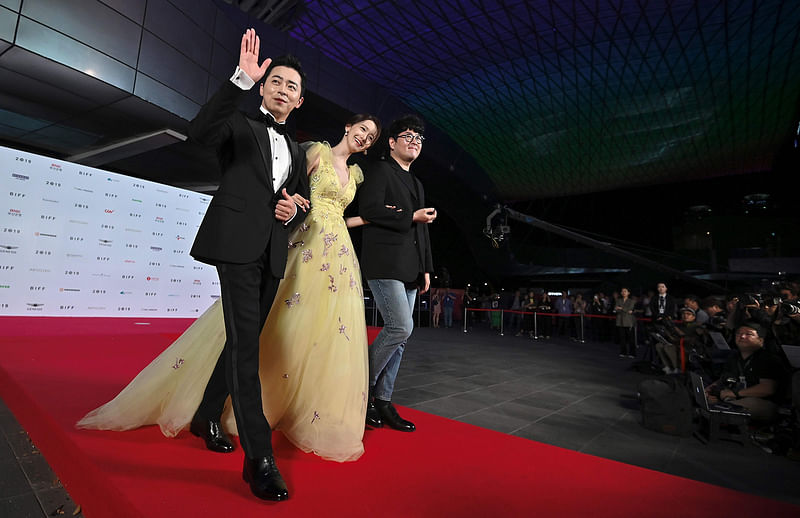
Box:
[649,294,677,320]
[358,157,433,282]
[188,81,309,278]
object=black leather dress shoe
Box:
[243,456,289,501]
[376,402,415,432]
[189,416,234,453]
[365,401,383,428]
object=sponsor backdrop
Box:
[0,145,220,317]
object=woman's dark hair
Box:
[264,54,307,97]
[346,113,382,141]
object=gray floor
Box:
[1,325,797,517]
[0,400,81,517]
[392,325,799,507]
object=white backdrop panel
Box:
[0,145,220,317]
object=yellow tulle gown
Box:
[77,142,368,462]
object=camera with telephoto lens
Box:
[649,318,682,345]
[708,314,727,327]
[737,293,762,309]
[780,299,800,316]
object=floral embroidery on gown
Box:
[77,142,368,462]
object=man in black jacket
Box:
[187,29,309,502]
[648,282,677,322]
[358,114,435,431]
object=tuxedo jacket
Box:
[648,294,677,320]
[358,157,433,283]
[188,81,309,278]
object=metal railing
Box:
[363,288,429,327]
[462,309,652,345]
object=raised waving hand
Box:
[239,28,271,83]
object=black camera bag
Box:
[637,375,694,437]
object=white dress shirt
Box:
[230,66,296,222]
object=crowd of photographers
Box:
[471,280,800,456]
[644,281,800,456]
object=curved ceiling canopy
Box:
[278,0,800,199]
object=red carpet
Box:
[0,317,797,517]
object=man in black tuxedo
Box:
[187,29,309,502]
[648,282,677,322]
[358,115,436,432]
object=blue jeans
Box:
[368,279,417,401]
[443,306,454,327]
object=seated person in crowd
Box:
[769,296,800,347]
[701,297,726,328]
[701,295,733,346]
[654,306,699,374]
[705,323,787,423]
[761,295,784,355]
[728,293,771,333]
[684,294,709,326]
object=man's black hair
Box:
[264,54,307,97]
[701,296,722,309]
[738,321,765,339]
[388,114,425,139]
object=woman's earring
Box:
[363,149,368,156]
[344,130,348,136]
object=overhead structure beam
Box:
[500,205,725,293]
[67,129,186,167]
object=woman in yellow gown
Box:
[78,115,381,463]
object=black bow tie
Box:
[261,113,287,136]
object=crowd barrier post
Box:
[579,313,585,343]
[533,312,539,340]
[463,306,468,333]
[499,309,504,336]
[679,337,686,371]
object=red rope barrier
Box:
[464,308,679,323]
[464,308,614,319]
[680,337,686,371]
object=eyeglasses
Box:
[394,133,425,144]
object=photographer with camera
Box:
[701,297,727,333]
[654,307,701,374]
[729,293,771,333]
[759,296,796,349]
[771,295,800,348]
[705,323,787,422]
[771,283,800,459]
[778,284,799,303]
